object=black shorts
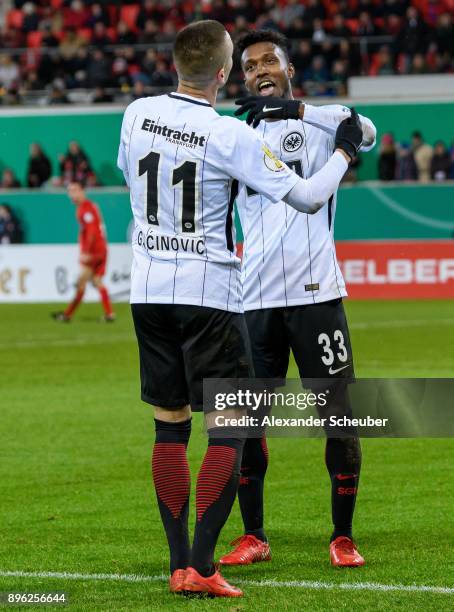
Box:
[131,304,253,412]
[245,298,355,383]
[245,299,356,435]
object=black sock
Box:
[325,437,362,542]
[191,436,245,577]
[152,418,191,573]
[238,436,268,542]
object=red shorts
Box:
[81,253,107,277]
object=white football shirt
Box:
[236,107,376,310]
[117,92,300,312]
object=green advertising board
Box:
[3,183,453,245]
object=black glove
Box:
[235,96,301,128]
[334,107,363,161]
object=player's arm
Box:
[117,103,138,188]
[299,104,376,151]
[235,97,376,151]
[81,231,96,256]
[80,236,95,263]
[223,111,361,214]
[282,110,363,213]
[79,207,99,261]
[282,150,348,213]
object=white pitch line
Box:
[2,319,453,350]
[239,578,454,595]
[0,570,453,596]
[0,334,133,350]
[350,319,454,330]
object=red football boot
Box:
[330,536,365,567]
[219,535,271,566]
[183,566,242,597]
[169,569,187,593]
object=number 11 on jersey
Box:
[138,150,200,233]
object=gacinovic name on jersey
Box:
[137,229,206,256]
[141,118,207,149]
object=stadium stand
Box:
[0,0,452,106]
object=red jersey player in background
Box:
[52,182,115,322]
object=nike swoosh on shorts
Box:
[328,364,350,375]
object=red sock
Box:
[64,288,85,317]
[99,286,113,316]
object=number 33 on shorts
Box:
[318,330,350,375]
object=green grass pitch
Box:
[1,301,453,611]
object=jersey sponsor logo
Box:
[137,229,206,256]
[141,118,207,149]
[328,364,350,375]
[283,131,304,153]
[305,283,319,291]
[262,144,285,172]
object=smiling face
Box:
[241,41,294,98]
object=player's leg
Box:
[181,307,252,596]
[191,422,245,575]
[286,299,364,566]
[130,304,192,591]
[91,256,115,321]
[152,404,192,592]
[219,308,289,566]
[325,433,363,566]
[53,265,91,321]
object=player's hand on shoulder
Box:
[234,96,301,128]
[334,108,363,162]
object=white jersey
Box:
[236,108,376,310]
[117,92,299,312]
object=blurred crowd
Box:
[378,132,454,181]
[1,133,453,190]
[0,140,99,188]
[0,204,23,243]
[0,0,452,104]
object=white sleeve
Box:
[282,151,348,214]
[303,104,377,151]
[117,108,134,187]
[219,119,300,203]
[357,114,377,152]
